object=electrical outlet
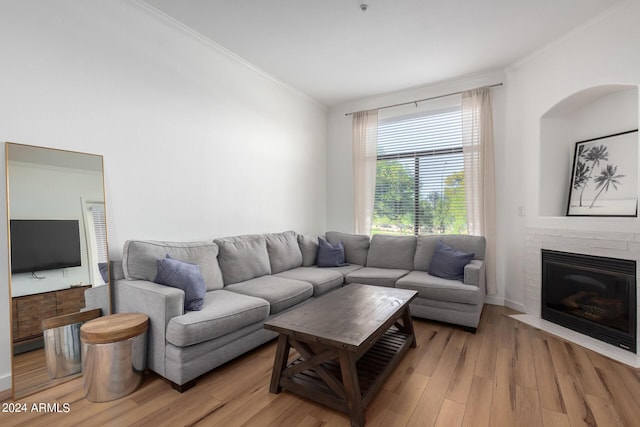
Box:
[518,206,525,216]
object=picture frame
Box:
[567,129,638,217]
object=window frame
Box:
[374,99,466,236]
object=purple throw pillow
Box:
[154,255,206,311]
[316,237,347,267]
[428,241,474,281]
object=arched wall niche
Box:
[539,84,638,217]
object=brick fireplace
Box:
[515,227,640,367]
[541,249,636,352]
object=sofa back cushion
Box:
[325,231,370,266]
[122,240,224,291]
[265,231,303,274]
[414,235,486,271]
[366,235,416,270]
[298,234,322,267]
[215,235,271,285]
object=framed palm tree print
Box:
[567,129,638,216]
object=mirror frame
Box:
[5,142,111,400]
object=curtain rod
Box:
[344,82,503,116]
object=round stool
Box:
[80,313,149,402]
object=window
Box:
[82,200,108,285]
[373,98,467,236]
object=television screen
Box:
[10,219,82,274]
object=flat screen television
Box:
[10,219,82,274]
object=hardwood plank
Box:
[474,311,498,380]
[406,329,467,427]
[378,372,430,427]
[546,336,580,378]
[530,336,566,413]
[516,384,542,427]
[382,320,438,393]
[461,376,493,427]
[513,322,537,389]
[569,345,610,400]
[555,372,596,427]
[356,388,396,427]
[609,358,640,399]
[541,408,571,427]
[445,328,482,404]
[413,327,454,377]
[488,346,517,427]
[594,366,640,427]
[295,414,324,427]
[585,393,625,427]
[434,398,465,427]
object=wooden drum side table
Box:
[80,313,149,402]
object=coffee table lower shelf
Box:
[277,327,412,418]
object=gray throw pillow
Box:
[428,241,474,281]
[154,255,206,311]
[316,237,347,267]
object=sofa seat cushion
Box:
[225,275,313,314]
[395,271,482,305]
[345,267,410,288]
[321,264,364,276]
[166,290,270,347]
[275,267,343,296]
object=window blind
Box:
[89,203,108,263]
[373,105,468,235]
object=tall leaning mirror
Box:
[6,142,110,400]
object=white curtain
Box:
[462,87,497,295]
[352,110,378,235]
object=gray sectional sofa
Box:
[113,230,485,391]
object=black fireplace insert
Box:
[541,249,636,353]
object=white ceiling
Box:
[142,0,621,106]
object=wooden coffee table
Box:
[264,283,417,427]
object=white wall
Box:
[539,87,638,217]
[502,0,640,310]
[326,70,507,303]
[0,0,328,392]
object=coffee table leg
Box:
[269,334,291,393]
[339,349,364,427]
[402,306,417,348]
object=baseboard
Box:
[484,296,526,314]
[0,372,11,396]
[503,299,526,313]
[484,295,503,306]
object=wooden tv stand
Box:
[12,285,91,345]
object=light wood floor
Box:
[12,346,82,400]
[2,305,640,426]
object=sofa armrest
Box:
[113,279,185,377]
[464,260,486,292]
